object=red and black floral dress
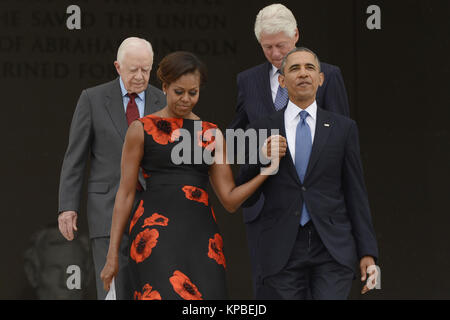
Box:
[128,115,227,300]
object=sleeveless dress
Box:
[127,115,227,300]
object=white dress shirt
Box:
[269,64,281,102]
[284,100,317,163]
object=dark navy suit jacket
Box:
[237,108,378,280]
[228,61,353,284]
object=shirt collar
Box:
[270,64,279,79]
[119,77,145,101]
[286,100,317,122]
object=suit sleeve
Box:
[58,90,93,214]
[227,73,249,131]
[342,121,379,261]
[322,66,350,117]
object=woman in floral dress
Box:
[100,51,286,300]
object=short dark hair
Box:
[157,51,207,86]
[280,47,321,75]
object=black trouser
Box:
[91,233,132,300]
[256,222,354,300]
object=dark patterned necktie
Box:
[274,70,289,111]
[126,93,143,191]
[126,93,140,125]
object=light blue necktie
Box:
[274,71,289,111]
[295,110,312,226]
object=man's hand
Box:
[260,135,287,175]
[58,211,78,241]
[360,256,377,294]
[262,135,287,160]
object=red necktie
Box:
[126,93,140,125]
[126,93,143,191]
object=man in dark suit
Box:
[228,4,352,296]
[237,47,378,299]
[229,3,349,132]
[58,37,166,299]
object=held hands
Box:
[260,135,287,175]
[360,256,379,294]
[100,254,119,292]
[262,134,287,160]
[260,135,287,176]
[58,211,78,241]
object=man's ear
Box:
[319,72,325,87]
[278,73,286,88]
[294,28,300,44]
[113,61,121,76]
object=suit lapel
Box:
[258,62,277,115]
[105,78,128,141]
[315,62,325,108]
[304,107,332,181]
[273,110,302,187]
[144,85,163,116]
[105,80,163,141]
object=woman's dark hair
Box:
[157,51,207,86]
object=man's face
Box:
[114,46,153,94]
[259,30,299,69]
[279,51,324,105]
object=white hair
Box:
[116,37,154,64]
[254,4,298,42]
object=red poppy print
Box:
[142,169,150,179]
[139,115,183,145]
[134,284,162,300]
[182,186,209,206]
[208,233,226,268]
[169,270,203,300]
[197,121,217,151]
[129,200,144,234]
[142,213,169,228]
[211,207,216,223]
[130,228,159,263]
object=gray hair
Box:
[254,3,297,42]
[279,47,321,75]
[116,37,154,64]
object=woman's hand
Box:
[99,121,144,293]
[100,255,119,292]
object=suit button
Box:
[302,186,307,191]
[294,211,301,216]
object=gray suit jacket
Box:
[58,78,166,238]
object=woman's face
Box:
[163,71,201,118]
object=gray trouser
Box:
[91,233,132,300]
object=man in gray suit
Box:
[58,37,166,299]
